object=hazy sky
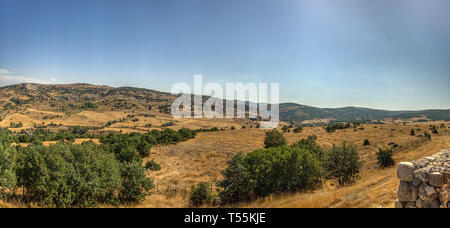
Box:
[0,0,449,110]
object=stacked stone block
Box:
[395,149,449,208]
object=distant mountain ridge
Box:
[1,83,449,123]
[279,103,450,123]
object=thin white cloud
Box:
[0,69,10,74]
[0,68,56,86]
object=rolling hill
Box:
[1,83,449,124]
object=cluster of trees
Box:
[78,101,98,109]
[194,127,219,133]
[0,126,202,207]
[0,137,153,207]
[100,128,198,163]
[281,125,303,133]
[325,123,352,133]
[13,127,97,144]
[9,122,23,128]
[293,126,303,133]
[325,122,361,133]
[104,118,126,127]
[281,125,291,133]
[429,125,439,134]
[211,130,364,205]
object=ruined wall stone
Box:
[395,149,449,208]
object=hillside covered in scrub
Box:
[1,83,449,124]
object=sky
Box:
[0,0,449,110]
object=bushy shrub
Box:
[0,143,17,195]
[293,126,303,133]
[137,141,151,157]
[323,143,363,186]
[116,145,142,163]
[218,145,322,203]
[119,161,154,202]
[217,152,253,204]
[410,129,415,136]
[291,135,323,159]
[9,122,23,128]
[0,139,153,207]
[264,129,287,148]
[80,102,98,109]
[15,142,124,207]
[376,149,394,168]
[178,128,197,141]
[152,128,181,145]
[145,159,161,171]
[246,146,322,196]
[325,123,351,133]
[189,182,213,207]
[161,121,175,127]
[230,126,236,130]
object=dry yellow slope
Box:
[241,134,450,208]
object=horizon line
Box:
[4,82,450,112]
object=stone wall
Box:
[395,149,449,208]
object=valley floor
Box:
[133,122,449,208]
[2,122,448,208]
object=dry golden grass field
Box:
[1,84,448,208]
[0,91,448,208]
[1,111,448,208]
[130,121,449,208]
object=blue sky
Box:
[0,0,449,110]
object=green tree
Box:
[323,143,363,186]
[116,145,142,163]
[0,144,17,195]
[137,141,151,158]
[217,152,253,204]
[291,135,323,159]
[119,161,154,202]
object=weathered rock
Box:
[422,199,440,208]
[394,199,404,208]
[414,167,431,183]
[419,183,438,201]
[428,172,445,187]
[395,149,449,208]
[416,199,423,208]
[398,181,418,202]
[411,177,423,187]
[398,162,415,182]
